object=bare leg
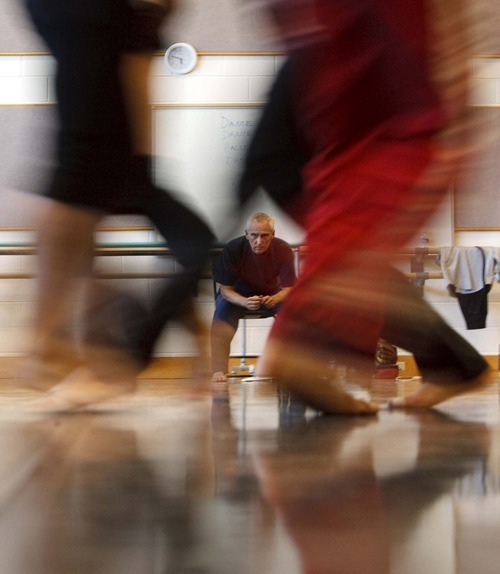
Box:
[25,365,137,412]
[179,300,211,387]
[210,320,237,382]
[25,203,145,410]
[24,202,102,391]
[257,340,379,415]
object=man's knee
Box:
[214,297,244,330]
[211,318,237,338]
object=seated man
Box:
[211,212,296,382]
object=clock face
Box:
[165,43,197,75]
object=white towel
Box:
[437,246,500,294]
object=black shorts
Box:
[24,0,165,212]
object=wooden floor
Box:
[0,374,498,573]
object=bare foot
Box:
[388,369,493,410]
[256,339,380,415]
[314,392,379,416]
[25,366,135,413]
[211,371,228,383]
[24,392,82,414]
[19,351,82,392]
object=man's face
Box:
[245,220,275,254]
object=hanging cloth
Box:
[437,246,499,329]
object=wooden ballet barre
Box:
[0,244,36,256]
[397,247,440,256]
[0,242,214,280]
[0,242,306,280]
[0,243,440,257]
[0,241,305,257]
[0,270,444,281]
[0,272,214,280]
[296,246,440,257]
[406,271,443,280]
[0,242,225,257]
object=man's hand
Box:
[261,295,278,309]
[245,295,263,311]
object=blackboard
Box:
[1,0,283,54]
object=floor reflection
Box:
[0,377,498,573]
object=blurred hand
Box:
[261,295,277,309]
[245,296,263,311]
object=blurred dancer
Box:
[23,0,214,408]
[254,411,490,574]
[253,0,492,413]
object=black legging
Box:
[381,268,488,384]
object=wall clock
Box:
[164,43,198,75]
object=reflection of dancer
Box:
[254,412,490,574]
[255,416,390,574]
[2,414,201,574]
[23,0,214,408]
[254,0,491,413]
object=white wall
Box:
[0,53,499,359]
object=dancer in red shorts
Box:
[254,0,492,413]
